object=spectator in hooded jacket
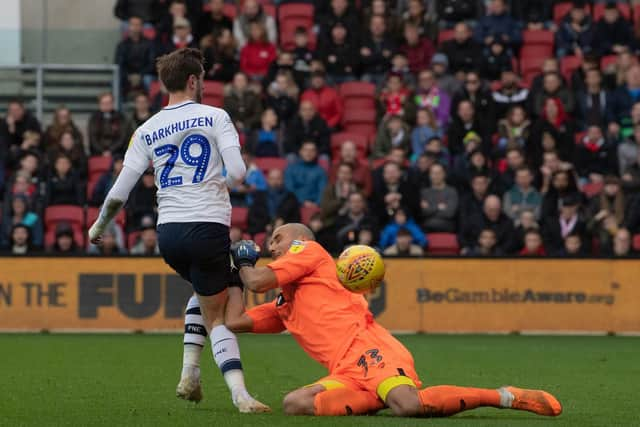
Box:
[300,71,343,129]
[233,0,277,48]
[284,141,328,207]
[474,0,523,54]
[239,21,277,80]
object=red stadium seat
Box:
[553,2,590,24]
[561,55,582,83]
[202,81,224,107]
[582,182,604,198]
[88,156,112,182]
[601,55,618,71]
[149,80,168,107]
[44,205,85,248]
[339,81,376,99]
[343,97,376,111]
[231,207,249,230]
[635,4,640,27]
[221,3,238,19]
[520,45,553,60]
[127,231,141,249]
[437,29,454,45]
[263,3,276,17]
[330,132,369,159]
[574,131,587,145]
[300,205,320,225]
[342,109,377,136]
[522,29,554,47]
[520,57,546,87]
[633,234,640,251]
[593,3,631,22]
[278,3,314,22]
[254,157,288,175]
[426,233,459,255]
[253,232,267,248]
[86,207,126,230]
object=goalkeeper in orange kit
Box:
[222,223,562,417]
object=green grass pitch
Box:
[1,334,637,426]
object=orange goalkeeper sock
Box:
[418,385,501,417]
[314,388,384,416]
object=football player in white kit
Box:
[88,48,269,413]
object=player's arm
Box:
[216,110,246,185]
[225,302,285,334]
[238,266,278,293]
[88,132,148,243]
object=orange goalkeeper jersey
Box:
[248,240,373,371]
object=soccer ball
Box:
[336,245,385,293]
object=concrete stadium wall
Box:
[21,0,120,64]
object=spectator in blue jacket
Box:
[284,141,328,207]
[555,3,594,58]
[608,65,640,138]
[379,207,427,249]
[229,150,267,207]
[474,0,522,54]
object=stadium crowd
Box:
[3,0,640,257]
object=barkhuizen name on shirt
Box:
[144,116,214,145]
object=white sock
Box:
[181,295,206,379]
[210,324,248,400]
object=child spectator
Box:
[383,228,425,257]
[50,224,79,254]
[519,228,546,256]
[557,232,585,257]
[4,224,34,255]
[379,73,411,120]
[239,21,276,80]
[379,207,426,249]
[411,70,451,129]
[88,222,127,255]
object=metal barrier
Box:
[0,64,120,121]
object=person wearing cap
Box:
[440,22,482,76]
[300,71,343,129]
[316,22,357,85]
[542,192,588,255]
[593,2,634,56]
[50,223,79,254]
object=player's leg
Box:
[176,294,207,402]
[383,382,562,417]
[283,380,384,416]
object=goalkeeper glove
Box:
[230,240,260,268]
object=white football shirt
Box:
[123,100,240,225]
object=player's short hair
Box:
[156,48,204,93]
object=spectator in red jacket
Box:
[399,22,434,75]
[300,71,343,129]
[239,21,277,80]
[519,228,546,256]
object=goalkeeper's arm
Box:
[88,166,142,244]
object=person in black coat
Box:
[459,194,515,254]
[284,101,330,157]
[370,162,418,227]
[0,100,41,150]
[447,100,490,157]
[127,168,157,230]
[458,171,490,222]
[334,192,379,250]
[359,15,397,86]
[47,154,83,206]
[575,125,618,182]
[440,22,483,76]
[194,0,232,43]
[248,169,300,235]
[114,16,155,95]
[316,0,361,46]
[451,71,497,134]
[592,3,635,56]
[542,192,589,255]
[316,22,358,84]
[575,68,615,130]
